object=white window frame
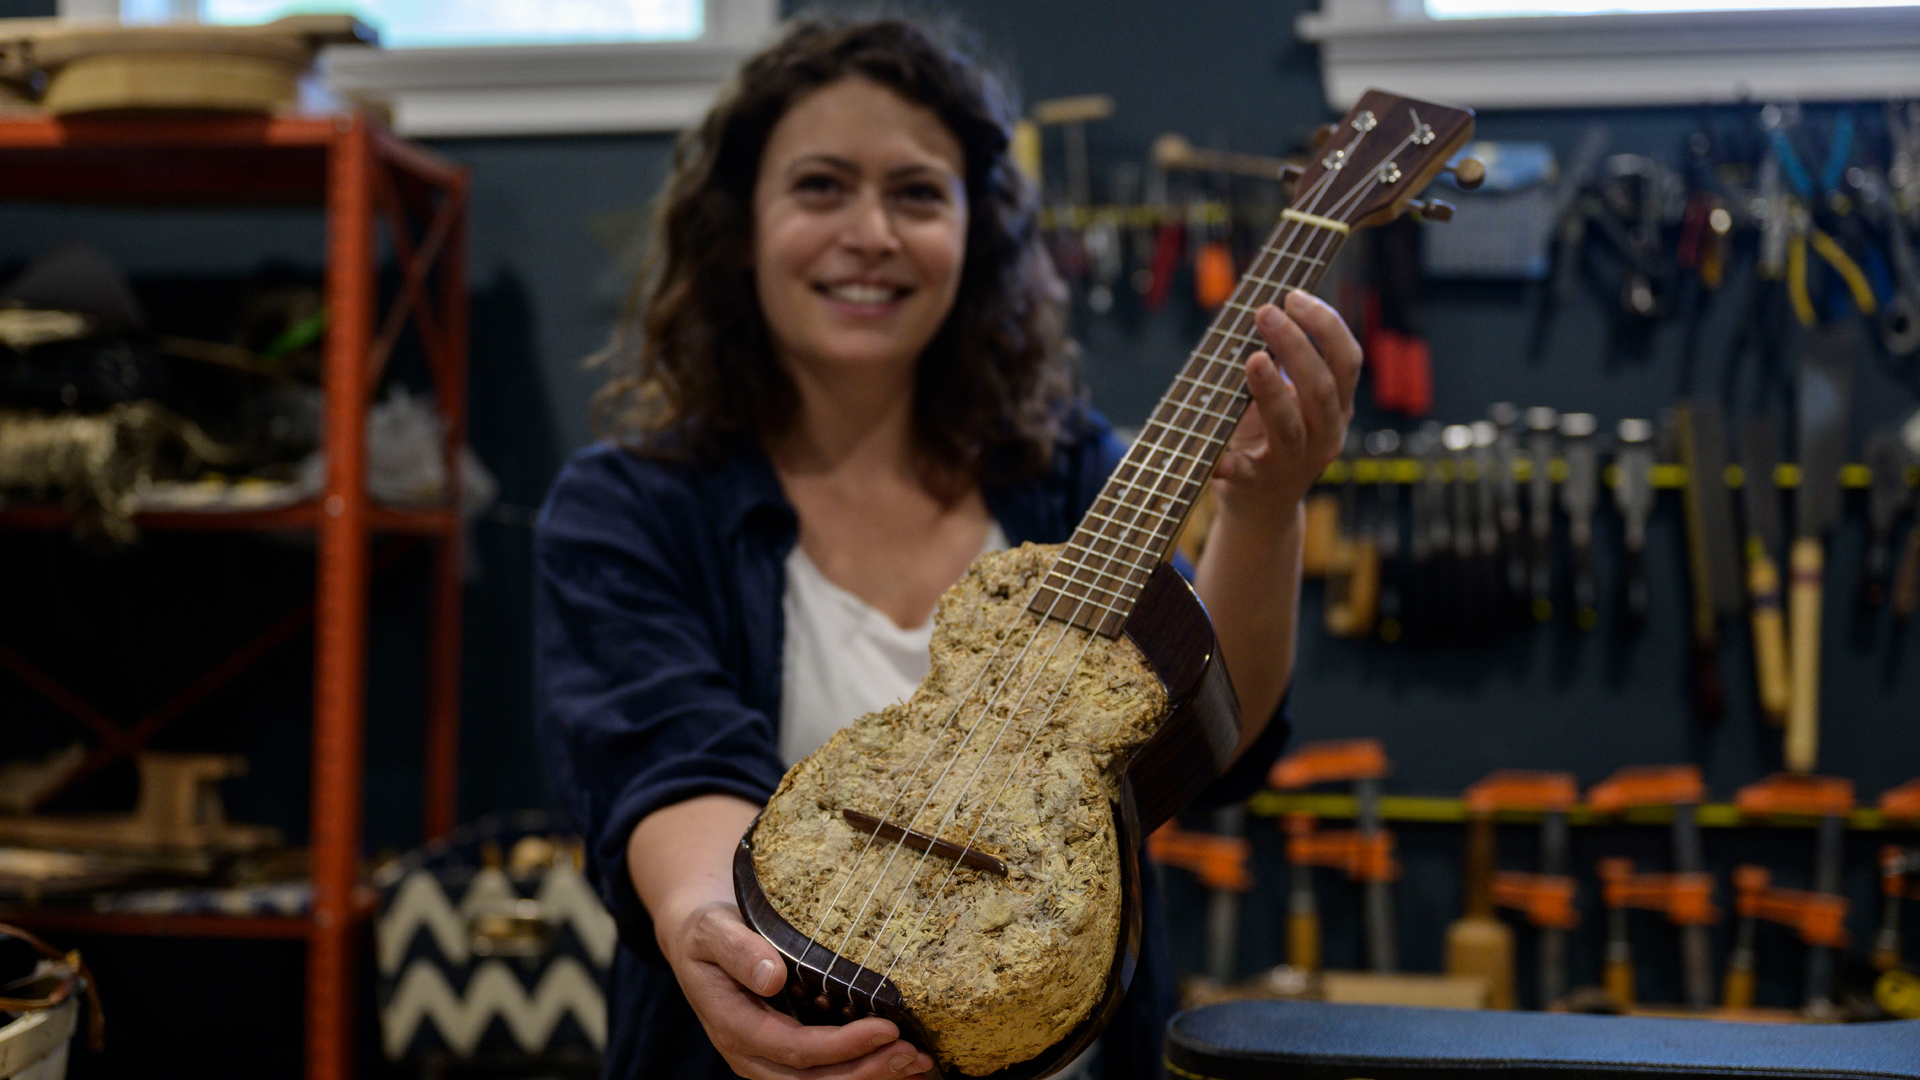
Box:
[56,0,777,136]
[1297,0,1920,109]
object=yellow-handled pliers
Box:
[1787,217,1878,327]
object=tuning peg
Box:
[1280,162,1304,184]
[1445,158,1487,190]
[1410,198,1455,222]
[1311,123,1338,150]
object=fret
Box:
[1076,510,1169,558]
[1042,566,1141,607]
[1050,539,1150,592]
[1153,396,1244,431]
[1202,325,1265,354]
[1132,427,1223,475]
[1099,471,1198,523]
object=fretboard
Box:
[1032,209,1351,636]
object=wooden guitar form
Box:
[737,90,1475,1079]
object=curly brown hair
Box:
[591,14,1079,485]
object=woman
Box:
[535,16,1359,1080]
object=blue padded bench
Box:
[1165,1000,1920,1080]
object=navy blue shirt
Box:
[534,411,1290,1080]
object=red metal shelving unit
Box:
[0,111,469,1080]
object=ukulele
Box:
[736,89,1476,1080]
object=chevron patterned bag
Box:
[374,812,616,1064]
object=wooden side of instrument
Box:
[1121,561,1242,834]
[734,560,1240,1079]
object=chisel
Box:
[1673,402,1742,721]
[1491,403,1527,622]
[1526,408,1559,622]
[1560,413,1601,631]
[1473,421,1505,635]
[1738,419,1792,725]
[1787,325,1855,773]
[1445,424,1481,637]
[1368,429,1405,643]
[1862,430,1913,609]
[1896,410,1920,620]
[1614,418,1656,627]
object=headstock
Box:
[1290,90,1478,233]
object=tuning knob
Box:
[1410,198,1455,222]
[1446,158,1487,190]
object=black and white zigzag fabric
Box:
[374,812,616,1061]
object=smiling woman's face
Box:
[750,76,969,387]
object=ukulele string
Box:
[820,541,1133,987]
[792,582,1045,979]
[848,613,1087,981]
[863,142,1403,995]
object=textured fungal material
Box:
[754,543,1169,1076]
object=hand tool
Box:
[1738,418,1792,724]
[1490,403,1527,619]
[1526,407,1559,623]
[1728,773,1854,1015]
[1876,780,1920,973]
[1149,812,1254,986]
[1327,431,1380,638]
[1589,765,1717,1010]
[1787,324,1855,773]
[1862,430,1913,609]
[1613,418,1656,627]
[1367,429,1406,643]
[1899,412,1920,621]
[1672,402,1741,721]
[1874,846,1920,974]
[1559,412,1600,631]
[1462,771,1581,1010]
[1871,171,1920,357]
[1413,423,1451,640]
[1448,797,1516,1009]
[1272,739,1398,973]
[1472,421,1505,633]
[1445,423,1481,636]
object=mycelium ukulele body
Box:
[736,89,1476,1080]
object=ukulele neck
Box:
[1032,210,1350,637]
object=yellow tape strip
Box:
[1281,207,1351,235]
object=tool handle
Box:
[1746,541,1791,726]
[1288,910,1321,974]
[1786,537,1824,773]
[1604,957,1636,1009]
[1622,545,1649,626]
[1862,531,1894,609]
[1894,524,1920,621]
[1688,626,1727,723]
[1722,959,1756,1009]
[1572,539,1597,631]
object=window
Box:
[1428,0,1920,15]
[193,1,702,49]
[1297,0,1920,109]
[58,0,775,136]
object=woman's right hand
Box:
[664,900,935,1080]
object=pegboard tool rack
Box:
[0,111,470,1080]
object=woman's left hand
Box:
[1211,289,1362,524]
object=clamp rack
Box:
[1723,774,1856,1015]
[0,111,469,1080]
[1466,771,1580,1009]
[1588,765,1719,1010]
[1271,739,1398,974]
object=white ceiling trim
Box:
[1297,2,1920,110]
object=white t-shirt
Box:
[777,523,1008,767]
